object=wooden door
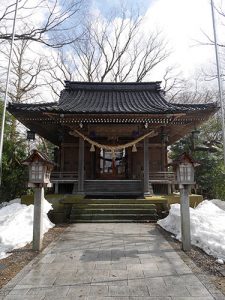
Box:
[99,149,127,179]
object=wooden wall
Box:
[59,140,167,179]
[131,142,166,179]
[60,141,92,175]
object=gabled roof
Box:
[170,152,200,167]
[22,149,54,166]
[7,81,219,146]
[8,81,218,115]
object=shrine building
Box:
[8,81,218,198]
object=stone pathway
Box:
[0,223,224,300]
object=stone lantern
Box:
[26,130,35,141]
[171,152,199,252]
[23,150,54,187]
[23,149,54,251]
[174,152,198,186]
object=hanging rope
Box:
[69,129,158,158]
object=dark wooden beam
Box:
[78,137,84,194]
[143,138,153,196]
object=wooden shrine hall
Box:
[8,81,218,197]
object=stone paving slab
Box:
[0,223,225,300]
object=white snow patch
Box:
[216,258,224,265]
[0,198,21,209]
[158,200,225,260]
[0,199,54,259]
[210,199,225,211]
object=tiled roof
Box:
[8,81,218,114]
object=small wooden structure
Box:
[22,149,54,187]
[172,152,199,251]
[22,150,54,250]
[8,81,218,196]
[171,152,199,186]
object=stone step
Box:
[70,219,157,223]
[72,204,157,209]
[86,192,143,196]
[71,208,157,215]
[68,198,163,223]
[70,213,158,221]
[84,180,142,195]
[70,199,167,205]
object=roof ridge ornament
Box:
[64,80,162,92]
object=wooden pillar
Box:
[78,137,84,193]
[143,137,153,196]
[54,183,59,194]
[129,148,133,179]
[161,142,165,171]
[60,144,64,177]
[91,152,95,179]
[168,184,172,195]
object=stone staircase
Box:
[84,180,143,196]
[68,198,166,223]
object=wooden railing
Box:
[149,172,175,195]
[149,172,175,183]
[51,171,175,194]
[51,171,78,180]
[51,171,175,183]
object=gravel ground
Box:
[0,223,225,296]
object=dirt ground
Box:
[0,223,225,295]
[0,224,68,289]
[158,226,225,295]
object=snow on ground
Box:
[0,199,54,259]
[158,199,225,262]
[0,198,21,209]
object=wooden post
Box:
[33,187,44,251]
[161,142,164,171]
[60,144,64,178]
[143,137,153,196]
[129,148,133,179]
[168,184,172,195]
[54,183,59,194]
[78,137,84,193]
[180,185,191,251]
[91,152,95,179]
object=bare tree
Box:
[169,73,217,104]
[0,0,85,48]
[160,66,185,101]
[197,1,225,81]
[0,40,49,103]
[46,9,171,95]
[199,1,225,47]
[0,39,52,142]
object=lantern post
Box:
[22,150,54,251]
[173,153,198,251]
